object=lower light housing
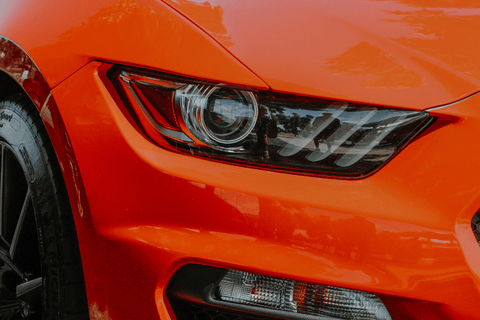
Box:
[217,270,392,320]
[166,265,393,320]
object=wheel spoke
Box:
[0,248,25,280]
[0,299,20,319]
[17,277,42,317]
[0,235,10,250]
[0,299,20,310]
[16,277,42,299]
[10,188,31,259]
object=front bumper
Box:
[50,61,480,320]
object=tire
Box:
[0,93,88,319]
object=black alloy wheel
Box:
[0,94,89,319]
[0,142,41,319]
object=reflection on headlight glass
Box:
[113,69,435,178]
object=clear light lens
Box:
[178,85,258,147]
[217,270,392,320]
[112,69,435,178]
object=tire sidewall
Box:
[0,99,61,319]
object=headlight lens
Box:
[110,67,435,178]
[178,85,258,147]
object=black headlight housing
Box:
[108,66,435,178]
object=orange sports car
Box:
[0,0,479,319]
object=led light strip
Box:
[336,114,409,167]
[278,102,348,157]
[307,109,377,162]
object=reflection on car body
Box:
[0,0,479,320]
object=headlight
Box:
[110,66,435,178]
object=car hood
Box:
[162,0,480,110]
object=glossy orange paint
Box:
[0,1,479,320]
[0,38,94,299]
[0,0,267,90]
[162,0,480,109]
[49,61,480,320]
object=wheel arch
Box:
[0,37,50,109]
[0,35,92,278]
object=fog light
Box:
[216,270,392,320]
